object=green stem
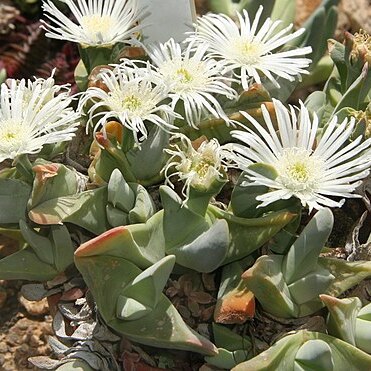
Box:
[13,154,34,184]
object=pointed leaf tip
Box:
[74,226,127,257]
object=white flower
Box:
[0,77,80,162]
[148,38,237,127]
[41,0,143,47]
[164,133,227,200]
[79,62,179,142]
[17,68,71,110]
[187,6,312,90]
[228,99,371,211]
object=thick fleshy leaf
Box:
[106,169,155,227]
[29,162,81,209]
[75,212,165,269]
[320,294,362,346]
[0,179,31,224]
[356,303,371,353]
[128,185,156,224]
[160,186,210,248]
[208,205,296,264]
[75,254,218,355]
[120,255,176,310]
[288,267,334,305]
[29,187,110,235]
[19,220,54,265]
[294,340,334,370]
[205,348,252,370]
[126,125,169,184]
[232,330,371,371]
[166,219,229,273]
[0,248,59,281]
[282,208,334,284]
[242,255,298,318]
[107,169,135,213]
[320,258,371,298]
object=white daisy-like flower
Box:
[16,68,71,111]
[187,6,312,90]
[79,61,179,142]
[41,0,143,47]
[148,38,237,127]
[228,99,371,211]
[0,77,80,162]
[164,133,227,200]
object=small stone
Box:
[29,334,41,348]
[0,342,7,353]
[6,333,20,346]
[18,343,29,354]
[0,354,4,366]
[17,319,29,331]
[18,295,49,316]
[3,363,15,371]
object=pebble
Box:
[18,295,49,316]
[6,333,20,346]
[29,334,42,348]
[0,342,8,353]
[18,343,29,354]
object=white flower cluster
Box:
[0,72,80,162]
[12,0,365,212]
[226,100,371,212]
[40,0,312,139]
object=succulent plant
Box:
[0,221,74,281]
[321,295,371,354]
[232,330,371,370]
[241,208,371,318]
[74,235,217,355]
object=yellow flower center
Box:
[235,39,263,65]
[80,15,113,41]
[176,68,193,83]
[287,162,311,183]
[122,95,142,111]
[277,148,324,193]
[3,132,17,141]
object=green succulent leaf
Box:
[243,254,298,318]
[288,267,334,305]
[29,161,81,209]
[0,179,31,225]
[74,211,165,269]
[107,169,135,213]
[208,205,296,264]
[320,294,362,346]
[319,258,371,299]
[120,255,176,310]
[282,208,334,284]
[294,339,334,371]
[75,254,218,355]
[29,187,110,235]
[356,303,371,353]
[0,248,59,281]
[206,348,252,370]
[167,219,229,273]
[126,125,169,185]
[232,330,371,371]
